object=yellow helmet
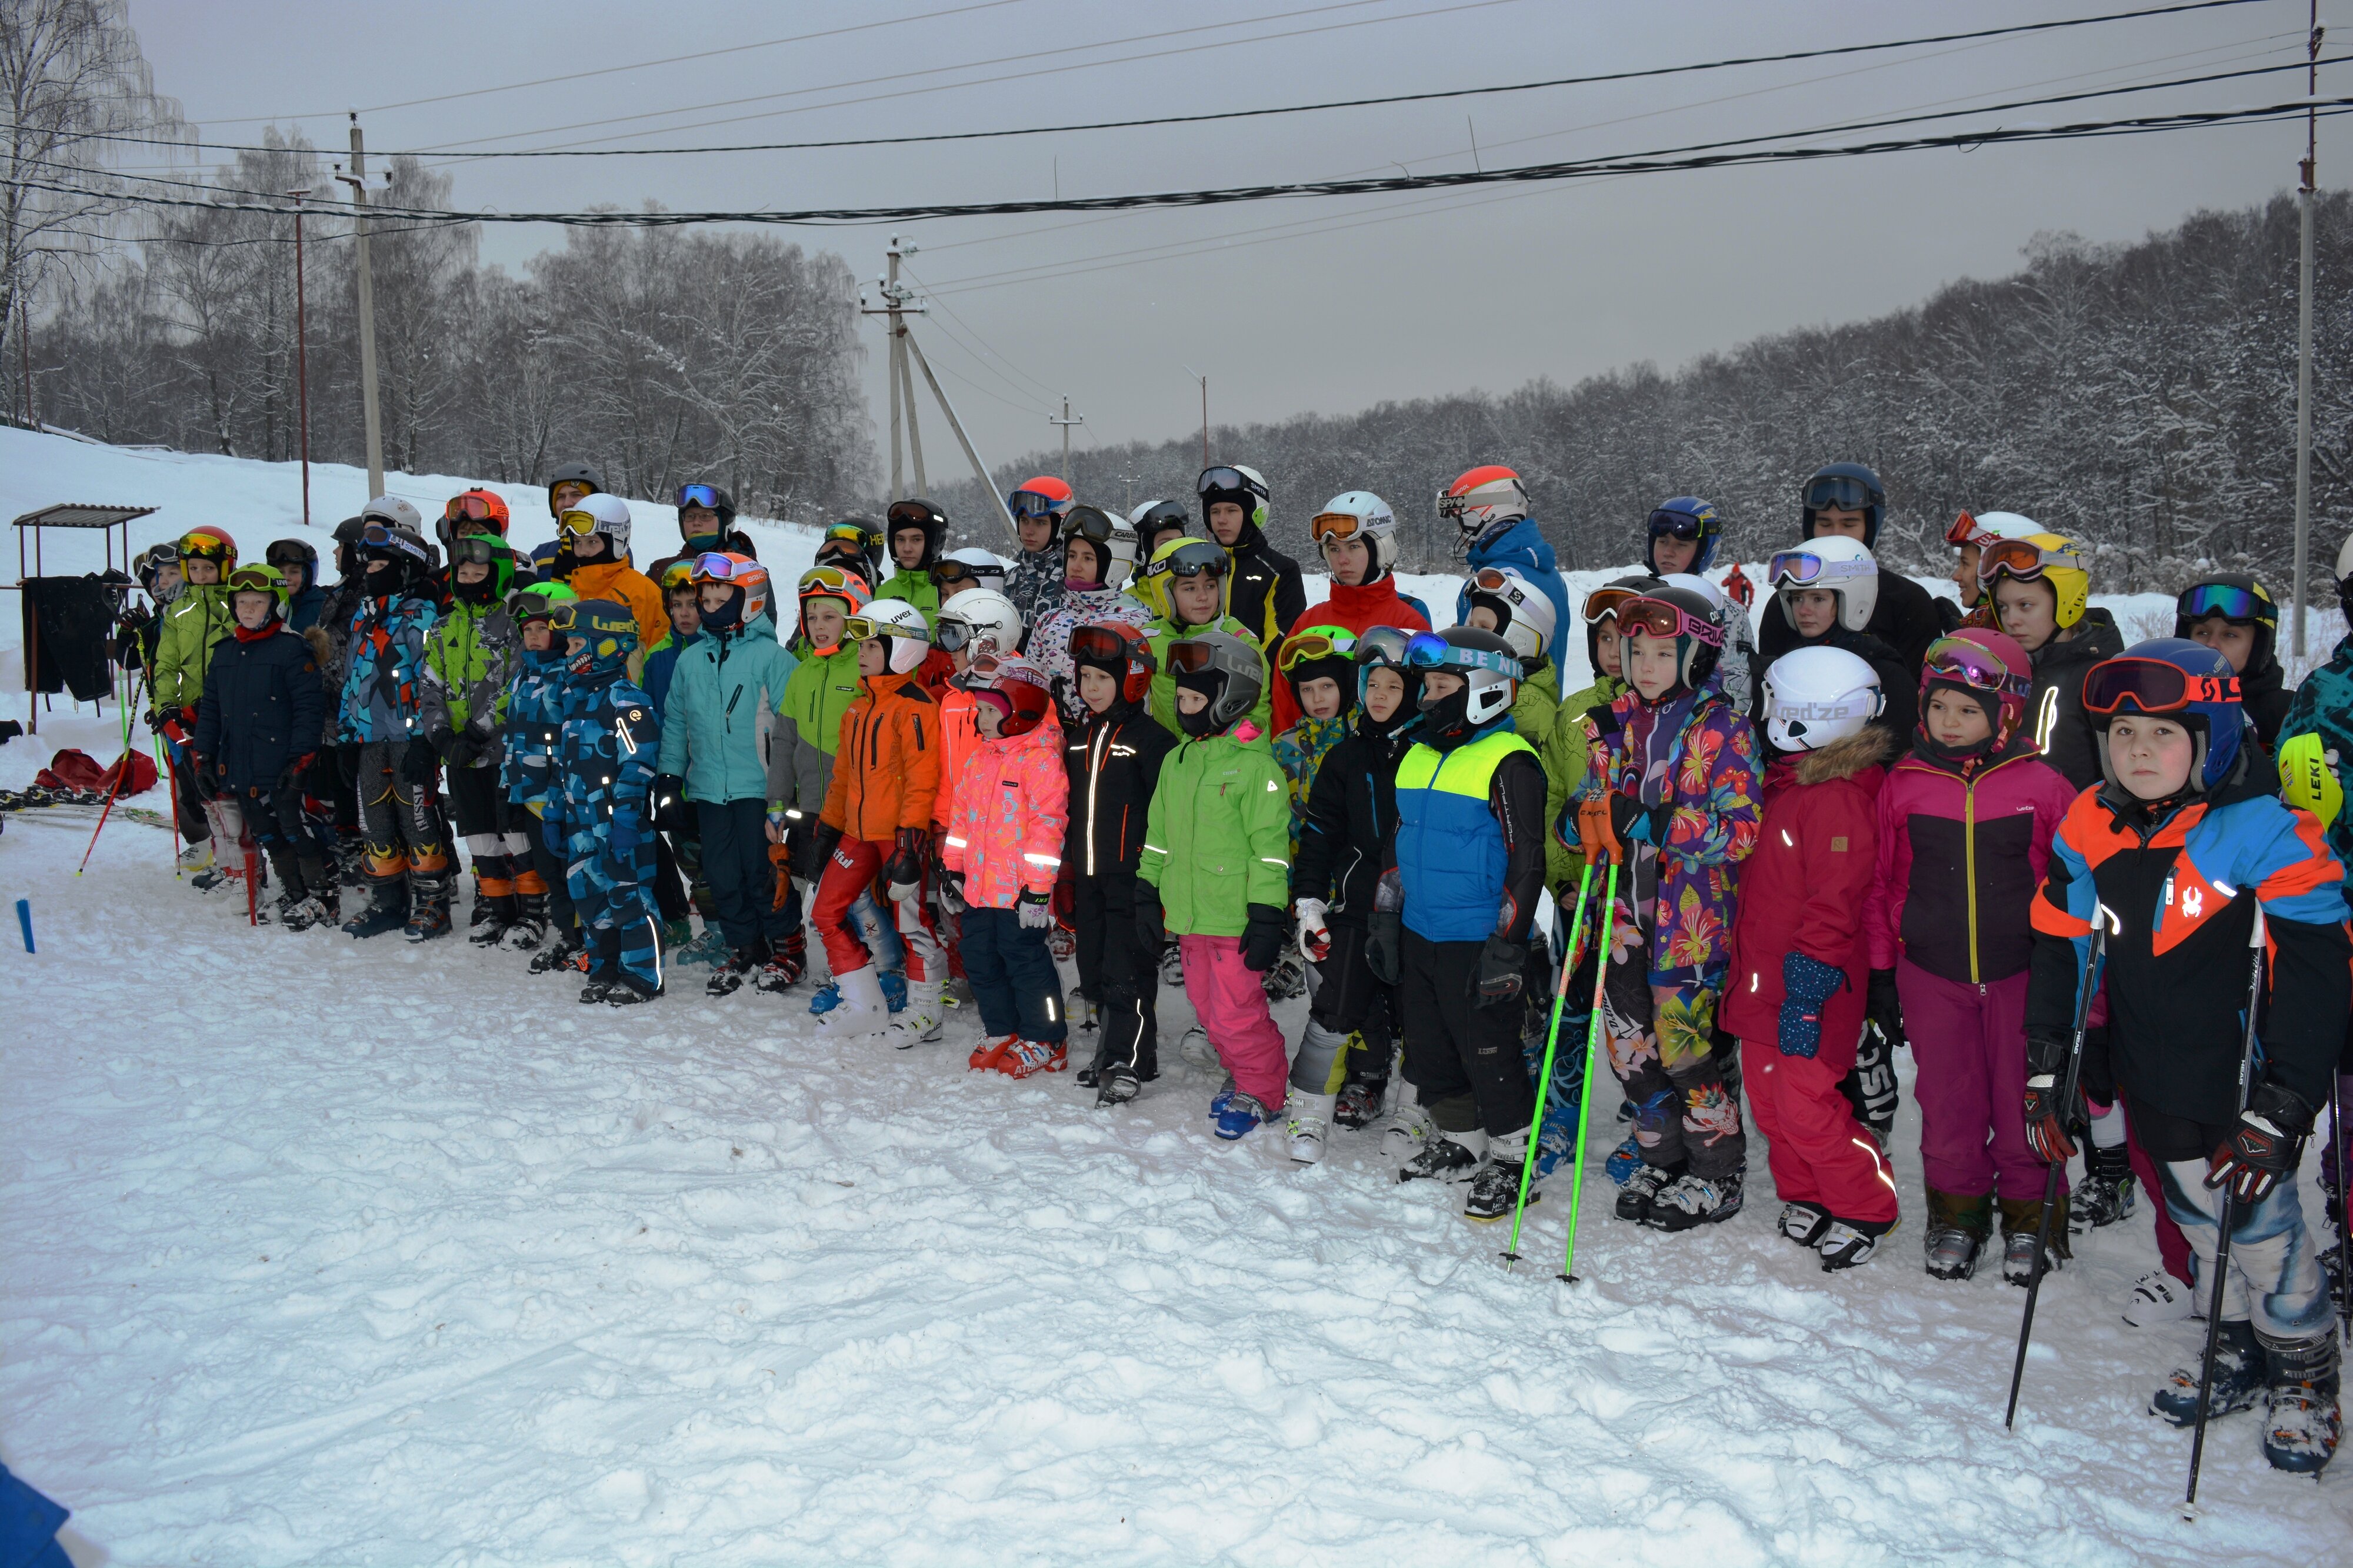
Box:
[1977,532,2090,629]
[1136,536,1229,622]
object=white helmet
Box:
[1762,646,1884,752]
[1967,511,2045,544]
[1464,563,1557,665]
[564,491,633,553]
[361,494,424,533]
[1064,504,1139,592]
[1659,571,1731,620]
[939,546,1007,590]
[936,587,1022,659]
[1312,490,1398,576]
[856,596,933,675]
[1769,535,1878,633]
[1438,464,1529,553]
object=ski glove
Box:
[1865,968,1905,1051]
[1473,934,1528,1009]
[1294,897,1331,963]
[1017,886,1054,930]
[190,753,220,802]
[276,752,317,792]
[652,774,688,835]
[883,827,928,902]
[2205,1078,2315,1205]
[2021,1028,2088,1165]
[1135,889,1166,954]
[1777,950,1845,1059]
[1365,909,1403,986]
[1609,792,1674,850]
[398,741,439,788]
[938,868,969,915]
[1241,903,1287,972]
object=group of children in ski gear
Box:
[124,455,2352,1479]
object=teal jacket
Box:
[654,607,800,804]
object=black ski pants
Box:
[1398,928,1535,1139]
[1075,872,1157,1079]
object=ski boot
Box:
[1604,1136,1645,1189]
[1159,939,1185,989]
[969,1034,1019,1071]
[1922,1189,1990,1280]
[467,890,516,946]
[1380,1087,1432,1163]
[2152,1319,2265,1426]
[403,872,454,942]
[191,860,235,893]
[2119,1267,2198,1327]
[1463,1134,1534,1220]
[1212,1091,1269,1141]
[998,1039,1068,1079]
[176,840,215,876]
[1334,1077,1385,1132]
[889,978,946,1046]
[1208,1073,1237,1120]
[878,969,909,1012]
[1818,1217,1896,1272]
[334,835,368,887]
[502,889,551,952]
[282,894,335,933]
[675,925,731,968]
[1615,1162,1678,1223]
[1778,1200,1833,1249]
[706,947,762,997]
[341,882,408,939]
[813,966,892,1037]
[758,930,806,993]
[1400,1130,1485,1184]
[1096,1065,1141,1107]
[530,933,585,974]
[1646,1171,1744,1232]
[1998,1193,2069,1286]
[579,976,617,1005]
[2070,1140,2137,1232]
[659,916,692,955]
[1285,1092,1335,1165]
[605,975,664,1007]
[2261,1336,2342,1473]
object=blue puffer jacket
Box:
[655,607,799,805]
[336,592,438,743]
[192,623,327,789]
[559,664,662,858]
[502,648,567,816]
[1457,516,1574,675]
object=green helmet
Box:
[508,580,577,624]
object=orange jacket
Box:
[821,669,942,840]
[568,557,666,653]
[932,685,985,829]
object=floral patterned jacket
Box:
[1271,710,1353,860]
[1574,676,1761,986]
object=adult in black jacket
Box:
[193,566,338,925]
[1199,464,1305,651]
[1756,462,1949,675]
[1291,647,1425,1138]
[1062,623,1179,1104]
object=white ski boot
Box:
[815,965,892,1038]
[888,975,946,1047]
[1286,1091,1335,1165]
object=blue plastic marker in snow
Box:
[15,898,31,953]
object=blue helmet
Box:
[1801,462,1885,546]
[1647,496,1723,575]
[2085,637,2246,793]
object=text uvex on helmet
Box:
[884,498,947,571]
[1069,619,1157,705]
[2081,637,2248,793]
[1762,646,1884,752]
[1311,491,1398,576]
[1438,464,1528,553]
[1800,462,1885,546]
[1008,476,1075,529]
[962,651,1055,736]
[1647,496,1724,575]
[546,461,605,516]
[1463,564,1558,666]
[1166,629,1267,736]
[1196,465,1270,534]
[935,587,1023,658]
[562,492,634,555]
[852,595,933,675]
[688,551,769,629]
[1769,535,1880,634]
[1977,532,2090,630]
[1409,625,1522,738]
[1062,503,1140,592]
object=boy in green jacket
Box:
[1137,630,1292,1141]
[152,525,247,888]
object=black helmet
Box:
[1800,462,1885,546]
[884,498,947,572]
[546,461,606,517]
[676,482,737,536]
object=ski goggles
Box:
[448,535,509,568]
[675,483,724,512]
[1068,622,1152,669]
[1196,466,1254,498]
[263,541,310,568]
[1062,505,1119,543]
[1310,509,1378,543]
[1145,539,1228,580]
[658,559,699,590]
[444,492,501,523]
[884,500,941,530]
[1944,509,1997,547]
[1468,566,1539,603]
[796,564,869,601]
[1922,635,2031,698]
[688,551,758,584]
[1767,548,1874,589]
[842,612,929,645]
[1617,596,1727,648]
[178,528,235,559]
[1581,582,1656,625]
[1647,505,1713,541]
[959,650,1049,692]
[1804,473,1878,512]
[2081,656,2240,716]
[932,615,988,655]
[1277,626,1358,670]
[508,588,568,622]
[1975,536,2079,586]
[1164,639,1234,676]
[1133,499,1191,538]
[224,566,281,592]
[2175,581,2275,627]
[1352,625,1415,667]
[556,507,599,538]
[821,521,879,551]
[141,542,183,568]
[1008,488,1068,521]
[1402,630,1522,678]
[929,557,996,586]
[360,522,428,561]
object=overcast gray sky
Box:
[127,0,2342,473]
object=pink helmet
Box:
[1921,626,2034,750]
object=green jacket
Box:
[421,599,521,743]
[875,568,941,623]
[1545,671,1620,892]
[1144,613,1272,739]
[152,583,236,714]
[1139,724,1292,936]
[769,642,866,813]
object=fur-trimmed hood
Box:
[1794,725,1896,786]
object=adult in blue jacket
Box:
[652,556,806,991]
[1442,464,1574,675]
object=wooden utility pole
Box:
[2292,1,2322,656]
[336,114,385,501]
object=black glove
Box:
[276,751,316,793]
[1135,888,1166,954]
[806,822,844,882]
[1366,909,1402,986]
[190,753,220,802]
[1609,792,1673,849]
[938,868,969,915]
[398,741,439,788]
[652,773,688,835]
[1240,903,1287,972]
[2021,1028,2086,1165]
[884,826,929,900]
[2205,1079,2315,1205]
[1865,968,1905,1050]
[428,726,466,767]
[1473,933,1528,1009]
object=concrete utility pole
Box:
[864,240,1018,540]
[336,113,385,501]
[285,188,312,529]
[1181,366,1208,469]
[2292,2,2323,657]
[1049,395,1084,483]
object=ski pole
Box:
[2006,903,2115,1430]
[2184,905,2269,1517]
[1559,860,1621,1284]
[2335,1076,2351,1350]
[1503,861,1594,1268]
[76,671,144,875]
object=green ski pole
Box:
[1559,859,1619,1284]
[1502,860,1595,1268]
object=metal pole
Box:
[288,191,311,530]
[903,328,1020,541]
[339,114,385,501]
[2292,4,2321,658]
[886,241,904,503]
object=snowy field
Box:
[3,428,2349,1564]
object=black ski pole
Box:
[2184,906,2269,1518]
[2006,906,2113,1430]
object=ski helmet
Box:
[961,651,1055,736]
[1196,465,1271,537]
[508,579,577,626]
[1166,629,1267,737]
[688,551,769,630]
[1139,536,1230,623]
[2172,573,2279,673]
[1438,465,1528,554]
[223,561,289,616]
[264,537,319,590]
[1647,496,1724,575]
[933,546,1009,595]
[1948,509,2044,551]
[674,483,736,537]
[884,498,947,572]
[2335,531,2353,619]
[1977,532,2090,630]
[560,492,633,556]
[1062,504,1139,592]
[1409,626,1522,742]
[559,596,639,676]
[1009,476,1075,531]
[1464,564,1558,666]
[816,518,885,584]
[359,518,431,592]
[935,587,1023,659]
[1762,646,1884,752]
[547,461,604,516]
[176,525,239,573]
[1131,498,1198,556]
[1353,624,1425,713]
[796,563,872,654]
[2082,637,2247,793]
[447,533,518,606]
[1581,573,1667,673]
[1069,619,1156,706]
[1618,585,1727,695]
[1769,536,1879,634]
[359,495,423,535]
[1800,462,1886,546]
[1311,491,1398,578]
[135,541,183,602]
[849,596,933,675]
[1920,627,2034,756]
[1276,625,1360,705]
[438,488,511,549]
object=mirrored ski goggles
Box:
[1196,466,1252,497]
[264,543,310,569]
[1277,626,1357,670]
[929,558,995,586]
[689,551,759,584]
[1164,639,1234,676]
[1618,596,1727,648]
[1133,500,1191,537]
[224,566,281,592]
[1581,583,1656,625]
[448,536,508,568]
[885,500,940,529]
[1804,473,1877,512]
[361,522,427,561]
[676,483,724,512]
[2176,581,2274,626]
[178,528,235,558]
[1976,536,2078,586]
[2081,657,2239,716]
[1068,623,1151,668]
[959,650,1048,692]
[796,564,868,599]
[1647,506,1712,541]
[658,559,699,590]
[1352,625,1415,666]
[1310,510,1376,542]
[1062,505,1119,543]
[1922,636,2031,698]
[1945,509,1994,546]
[556,508,599,538]
[821,521,879,550]
[1402,630,1522,678]
[1470,566,1540,604]
[932,615,989,654]
[1767,548,1851,587]
[1145,540,1228,580]
[842,613,929,645]
[1008,488,1068,521]
[444,492,499,522]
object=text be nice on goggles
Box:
[1922,635,2031,698]
[1401,630,1525,679]
[1615,596,1727,648]
[2080,657,2241,717]
[2175,580,2276,627]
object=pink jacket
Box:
[941,716,1070,909]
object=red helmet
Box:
[1069,619,1156,705]
[964,652,1056,736]
[1009,475,1075,527]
